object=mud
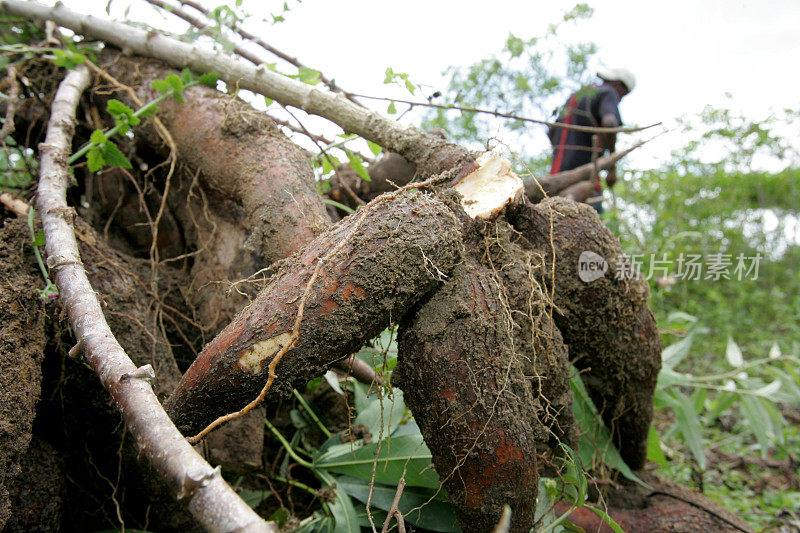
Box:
[0,218,47,530]
[558,471,752,532]
[508,197,662,469]
[3,437,65,532]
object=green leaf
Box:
[387,101,397,114]
[346,150,370,181]
[138,105,160,119]
[646,425,668,467]
[33,230,45,247]
[316,471,359,533]
[321,154,340,175]
[102,141,132,169]
[166,73,184,93]
[570,375,646,485]
[587,504,625,533]
[86,148,105,172]
[106,99,134,119]
[314,434,439,488]
[152,79,171,94]
[199,72,220,87]
[238,488,272,509]
[180,68,194,83]
[90,130,107,144]
[52,48,86,69]
[336,476,459,532]
[264,97,274,107]
[367,141,382,156]
[297,66,321,85]
[354,390,406,439]
[661,333,696,371]
[660,389,706,469]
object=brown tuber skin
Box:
[395,256,543,533]
[165,190,464,435]
[509,197,662,469]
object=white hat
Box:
[598,68,636,92]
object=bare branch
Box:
[36,63,275,533]
[175,0,363,106]
[0,0,472,178]
[351,92,662,134]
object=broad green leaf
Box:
[726,337,744,367]
[346,150,370,181]
[367,141,382,156]
[662,389,706,469]
[316,471,359,533]
[336,476,460,532]
[86,148,105,172]
[152,79,171,94]
[588,505,625,533]
[180,68,194,83]
[297,66,321,85]
[166,73,184,93]
[740,396,773,457]
[106,99,134,118]
[238,488,272,509]
[646,425,668,467]
[354,389,405,439]
[707,391,738,421]
[570,375,645,485]
[33,230,45,247]
[264,97,274,107]
[387,101,397,114]
[315,434,439,488]
[90,129,107,144]
[321,154,340,175]
[661,333,695,371]
[102,141,132,169]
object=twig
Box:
[349,92,662,135]
[280,104,366,206]
[380,475,406,533]
[0,190,29,217]
[37,63,274,533]
[176,0,363,106]
[0,0,465,171]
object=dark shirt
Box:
[549,84,622,174]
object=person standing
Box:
[549,68,635,212]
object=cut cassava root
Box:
[165,189,465,436]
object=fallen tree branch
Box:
[36,63,274,533]
[525,138,650,201]
[0,0,472,179]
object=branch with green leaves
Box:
[68,68,218,171]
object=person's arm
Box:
[597,89,623,188]
[600,114,619,187]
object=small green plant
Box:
[27,206,58,299]
[69,69,219,172]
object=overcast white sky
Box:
[92,0,800,167]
